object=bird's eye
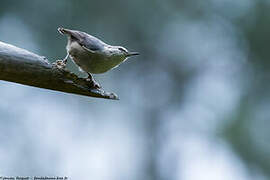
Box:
[118,47,127,52]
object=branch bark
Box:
[0,41,119,100]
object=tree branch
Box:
[0,41,119,100]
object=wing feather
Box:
[58,27,104,52]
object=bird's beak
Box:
[126,52,140,57]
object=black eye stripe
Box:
[118,47,127,52]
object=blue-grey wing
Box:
[80,32,104,52]
[58,28,104,51]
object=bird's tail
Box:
[58,27,73,35]
[58,27,83,43]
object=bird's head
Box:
[110,46,139,59]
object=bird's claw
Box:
[86,78,101,89]
[52,60,67,69]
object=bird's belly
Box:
[67,42,123,74]
[71,54,117,74]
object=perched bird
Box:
[58,27,139,88]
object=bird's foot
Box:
[86,73,101,89]
[86,78,101,89]
[52,59,67,69]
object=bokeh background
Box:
[0,0,269,179]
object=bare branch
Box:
[0,41,119,100]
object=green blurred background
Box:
[0,0,269,179]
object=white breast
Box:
[67,41,126,74]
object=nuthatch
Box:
[58,27,139,88]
